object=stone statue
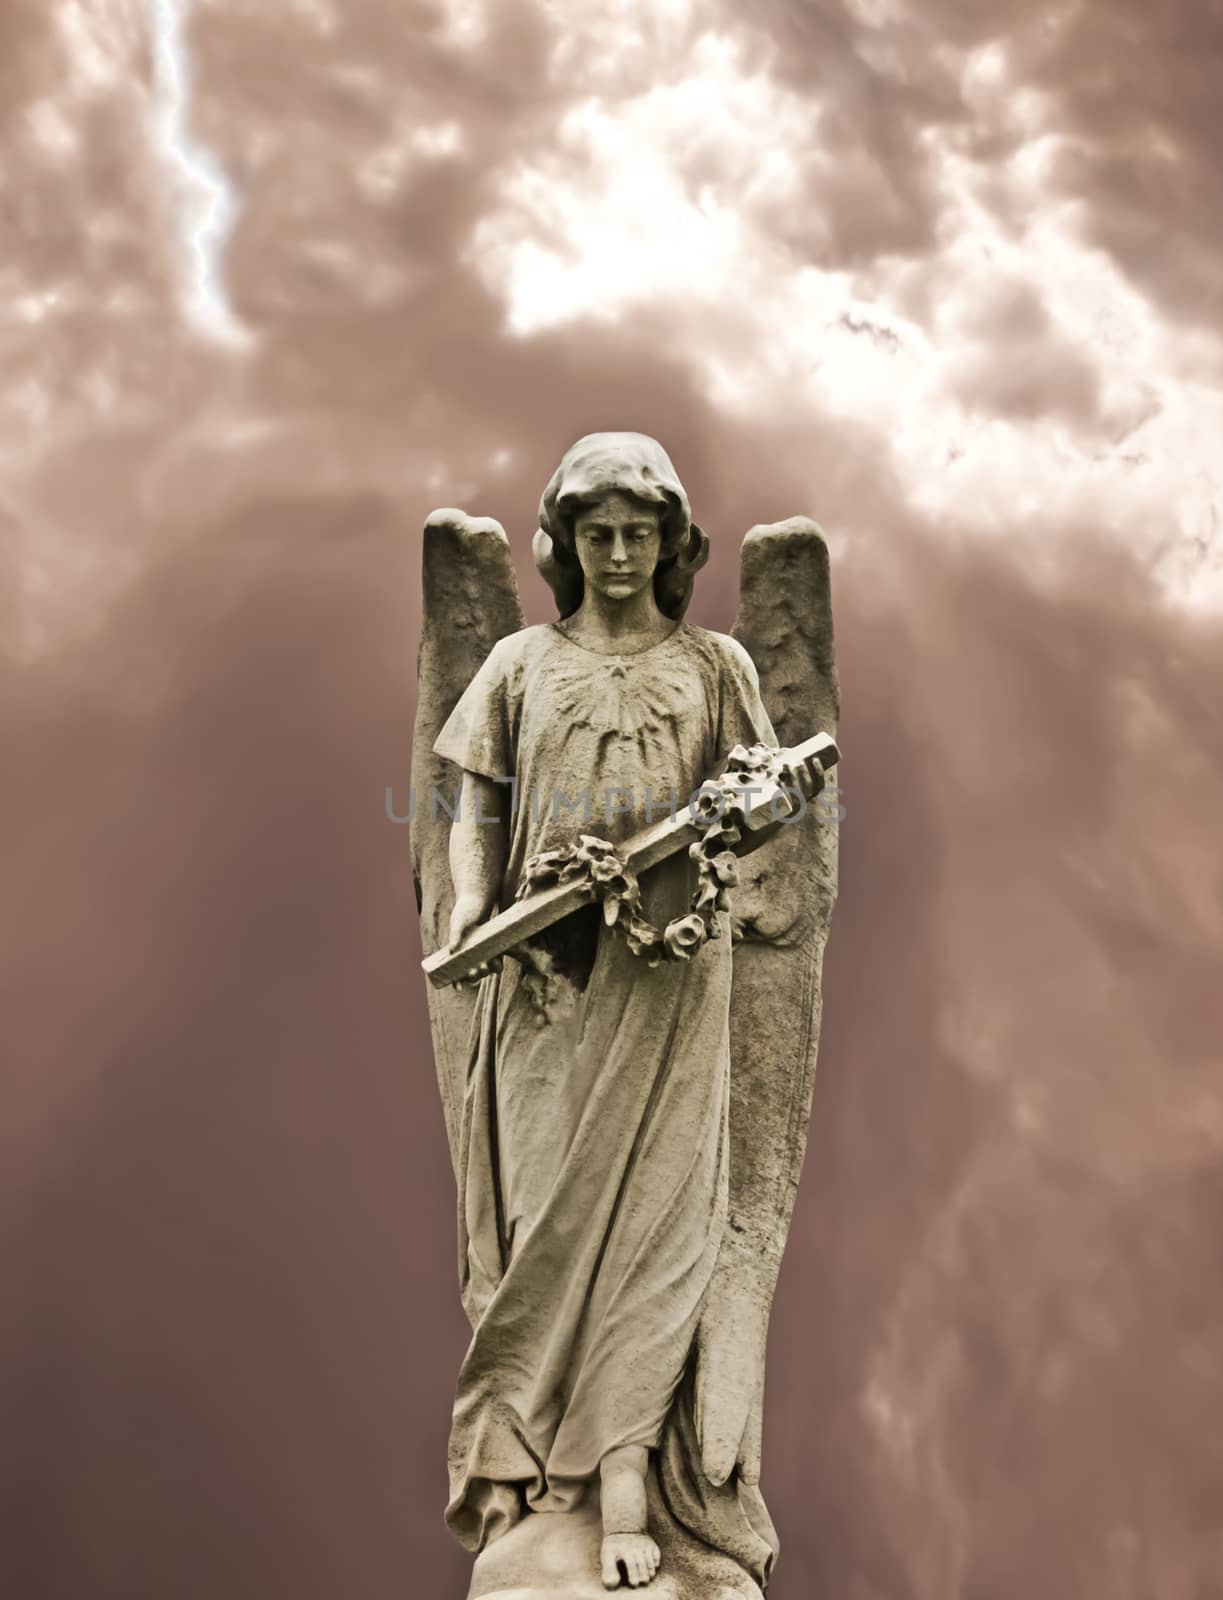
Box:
[411,433,839,1598]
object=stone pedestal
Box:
[466,1469,762,1600]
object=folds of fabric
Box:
[434,620,782,1584]
[447,873,730,1545]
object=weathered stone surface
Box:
[423,732,837,988]
[466,1469,761,1600]
[410,509,523,1174]
[412,443,838,1596]
[695,518,840,1488]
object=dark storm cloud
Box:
[737,0,1223,337]
[945,277,1105,425]
[4,3,1222,1599]
[1013,0,1223,336]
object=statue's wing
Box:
[411,509,524,1175]
[696,517,839,1487]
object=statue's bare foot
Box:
[599,1444,660,1589]
[601,1531,661,1589]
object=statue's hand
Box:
[449,891,492,950]
[695,1278,770,1487]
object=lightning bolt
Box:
[149,0,249,344]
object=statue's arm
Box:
[448,771,509,948]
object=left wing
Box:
[411,509,524,1177]
[696,517,840,1487]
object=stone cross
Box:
[423,731,838,988]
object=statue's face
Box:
[572,492,662,603]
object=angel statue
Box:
[410,432,839,1599]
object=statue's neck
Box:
[565,588,673,654]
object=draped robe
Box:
[433,620,776,1559]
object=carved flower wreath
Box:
[514,743,785,968]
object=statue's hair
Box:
[533,432,710,620]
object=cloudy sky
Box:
[5,2,1222,1597]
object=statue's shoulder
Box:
[679,624,760,683]
[513,622,561,646]
[481,622,558,673]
